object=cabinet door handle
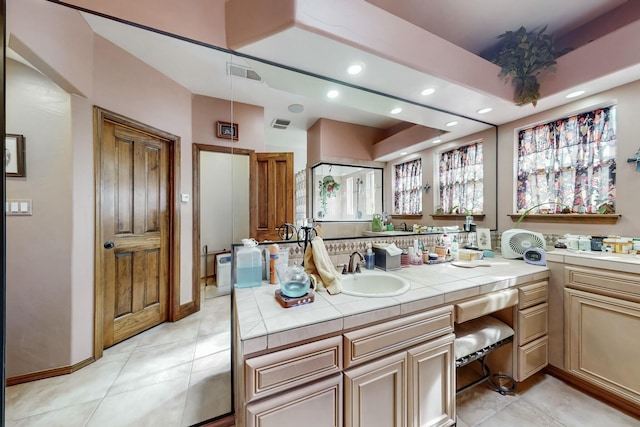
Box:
[104,241,115,249]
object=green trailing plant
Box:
[514,201,571,228]
[491,26,569,107]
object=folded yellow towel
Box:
[304,236,342,295]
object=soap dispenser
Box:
[364,243,375,270]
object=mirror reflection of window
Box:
[312,163,382,221]
[393,158,423,215]
[438,142,484,214]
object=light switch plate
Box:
[6,199,32,216]
[181,193,190,203]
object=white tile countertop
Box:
[546,249,640,274]
[234,256,550,355]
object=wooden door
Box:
[250,152,293,241]
[99,120,170,348]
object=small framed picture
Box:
[5,134,26,177]
[216,121,239,141]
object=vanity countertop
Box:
[234,256,550,355]
[546,249,640,274]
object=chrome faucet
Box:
[398,222,408,231]
[348,251,364,273]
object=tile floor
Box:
[456,369,640,426]
[5,282,639,427]
[5,284,232,427]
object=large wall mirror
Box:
[5,1,497,426]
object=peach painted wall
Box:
[307,118,383,164]
[59,0,228,48]
[6,0,196,376]
[91,35,195,305]
[192,94,265,151]
[497,80,640,237]
[6,60,74,377]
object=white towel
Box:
[304,236,343,295]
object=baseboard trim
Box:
[197,414,235,427]
[6,356,95,387]
[544,365,640,420]
[178,300,197,320]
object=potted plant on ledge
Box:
[491,26,570,107]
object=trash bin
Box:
[216,253,232,289]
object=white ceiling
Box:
[70,1,640,160]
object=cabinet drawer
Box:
[517,335,548,381]
[565,266,640,304]
[343,306,453,369]
[455,288,518,323]
[517,303,548,346]
[518,281,548,309]
[245,336,342,402]
[246,374,342,427]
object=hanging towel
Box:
[304,236,343,295]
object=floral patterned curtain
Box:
[517,106,616,213]
[394,158,422,214]
[439,142,483,213]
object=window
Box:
[517,106,616,213]
[438,142,483,213]
[393,158,422,215]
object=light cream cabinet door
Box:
[344,351,407,427]
[565,288,640,406]
[407,334,456,427]
[245,374,343,427]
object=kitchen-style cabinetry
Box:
[343,306,455,427]
[243,336,343,427]
[514,281,549,381]
[564,266,640,408]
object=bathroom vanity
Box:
[233,257,550,427]
[546,250,640,417]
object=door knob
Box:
[104,241,115,249]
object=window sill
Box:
[392,214,422,220]
[431,214,486,220]
[508,213,620,225]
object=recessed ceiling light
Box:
[445,121,458,127]
[327,90,339,99]
[288,104,304,113]
[477,107,492,114]
[421,88,435,96]
[390,107,402,114]
[347,64,363,75]
[566,90,585,98]
[432,139,442,144]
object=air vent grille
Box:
[271,118,291,130]
[226,63,262,82]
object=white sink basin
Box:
[341,272,410,297]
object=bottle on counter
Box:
[236,238,262,288]
[451,235,459,260]
[364,242,375,270]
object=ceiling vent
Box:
[226,63,262,82]
[271,118,291,130]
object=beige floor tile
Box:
[5,400,100,427]
[476,398,564,427]
[107,340,196,395]
[5,352,129,419]
[181,369,232,427]
[519,375,640,427]
[87,377,189,427]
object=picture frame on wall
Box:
[5,134,26,177]
[216,121,239,141]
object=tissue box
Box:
[458,249,480,261]
[373,247,401,271]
